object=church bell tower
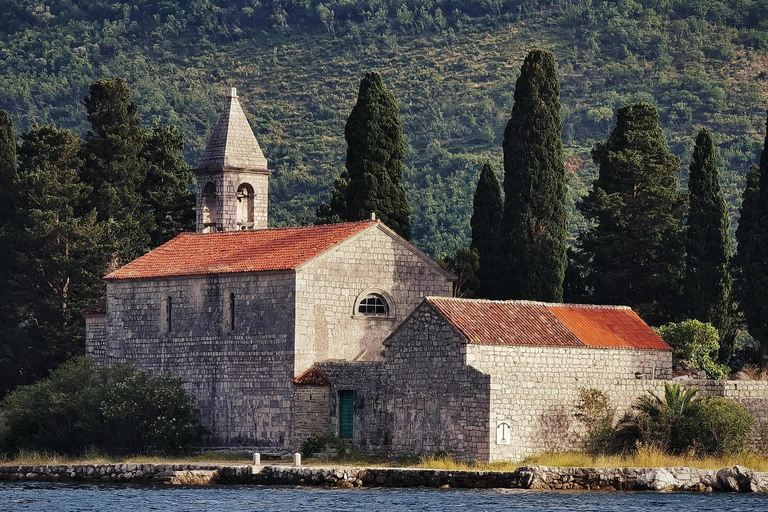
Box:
[194,87,272,233]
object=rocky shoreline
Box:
[1,463,766,492]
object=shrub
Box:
[300,431,350,458]
[0,357,207,456]
[683,398,756,455]
[655,320,730,379]
[573,388,613,454]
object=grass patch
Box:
[520,446,768,472]
[0,450,252,466]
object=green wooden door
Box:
[338,390,354,439]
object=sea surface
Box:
[2,482,767,512]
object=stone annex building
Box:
[86,89,768,462]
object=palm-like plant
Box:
[624,383,700,453]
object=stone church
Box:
[86,88,768,461]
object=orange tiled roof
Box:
[105,221,377,280]
[292,366,332,386]
[426,297,671,350]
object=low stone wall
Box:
[1,463,767,492]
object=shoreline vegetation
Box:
[3,446,767,473]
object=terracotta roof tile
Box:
[426,298,670,351]
[292,366,332,386]
[428,298,582,347]
[105,221,377,280]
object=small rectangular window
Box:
[164,296,173,333]
[229,293,235,332]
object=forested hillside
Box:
[1,0,767,257]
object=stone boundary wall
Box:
[1,464,766,492]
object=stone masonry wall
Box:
[102,271,295,448]
[467,344,673,461]
[292,385,331,447]
[294,225,453,375]
[84,315,107,366]
[383,304,491,460]
[317,361,388,454]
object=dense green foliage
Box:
[0,357,208,455]
[683,128,735,363]
[10,125,103,390]
[0,1,765,258]
[573,103,686,325]
[613,383,754,455]
[501,49,566,302]
[655,320,730,380]
[82,78,152,264]
[736,113,768,370]
[442,247,479,298]
[0,79,194,399]
[0,111,15,224]
[318,72,410,239]
[470,162,503,298]
[142,123,195,247]
[687,397,757,456]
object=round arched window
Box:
[357,293,389,316]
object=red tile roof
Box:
[292,366,332,386]
[105,221,377,280]
[426,298,671,351]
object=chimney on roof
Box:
[370,212,376,221]
[228,87,238,98]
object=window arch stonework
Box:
[353,289,395,318]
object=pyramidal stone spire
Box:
[195,87,272,233]
[197,87,269,171]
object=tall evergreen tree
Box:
[736,111,768,370]
[316,72,411,239]
[575,103,686,325]
[12,125,102,387]
[471,161,503,298]
[501,49,567,302]
[81,78,152,264]
[683,128,735,362]
[0,111,15,225]
[0,110,20,397]
[142,123,195,246]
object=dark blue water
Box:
[2,483,767,512]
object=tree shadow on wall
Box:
[537,405,578,452]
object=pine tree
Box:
[317,72,410,239]
[576,103,686,325]
[470,162,503,298]
[5,125,102,395]
[737,110,768,370]
[501,49,567,302]
[683,128,735,362]
[143,123,195,246]
[81,78,152,264]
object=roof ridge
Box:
[426,296,631,310]
[181,220,379,237]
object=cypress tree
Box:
[0,111,16,225]
[81,78,152,264]
[0,110,19,397]
[683,128,735,362]
[142,123,195,246]
[501,49,567,302]
[470,161,503,298]
[317,72,411,239]
[736,110,768,370]
[576,103,686,325]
